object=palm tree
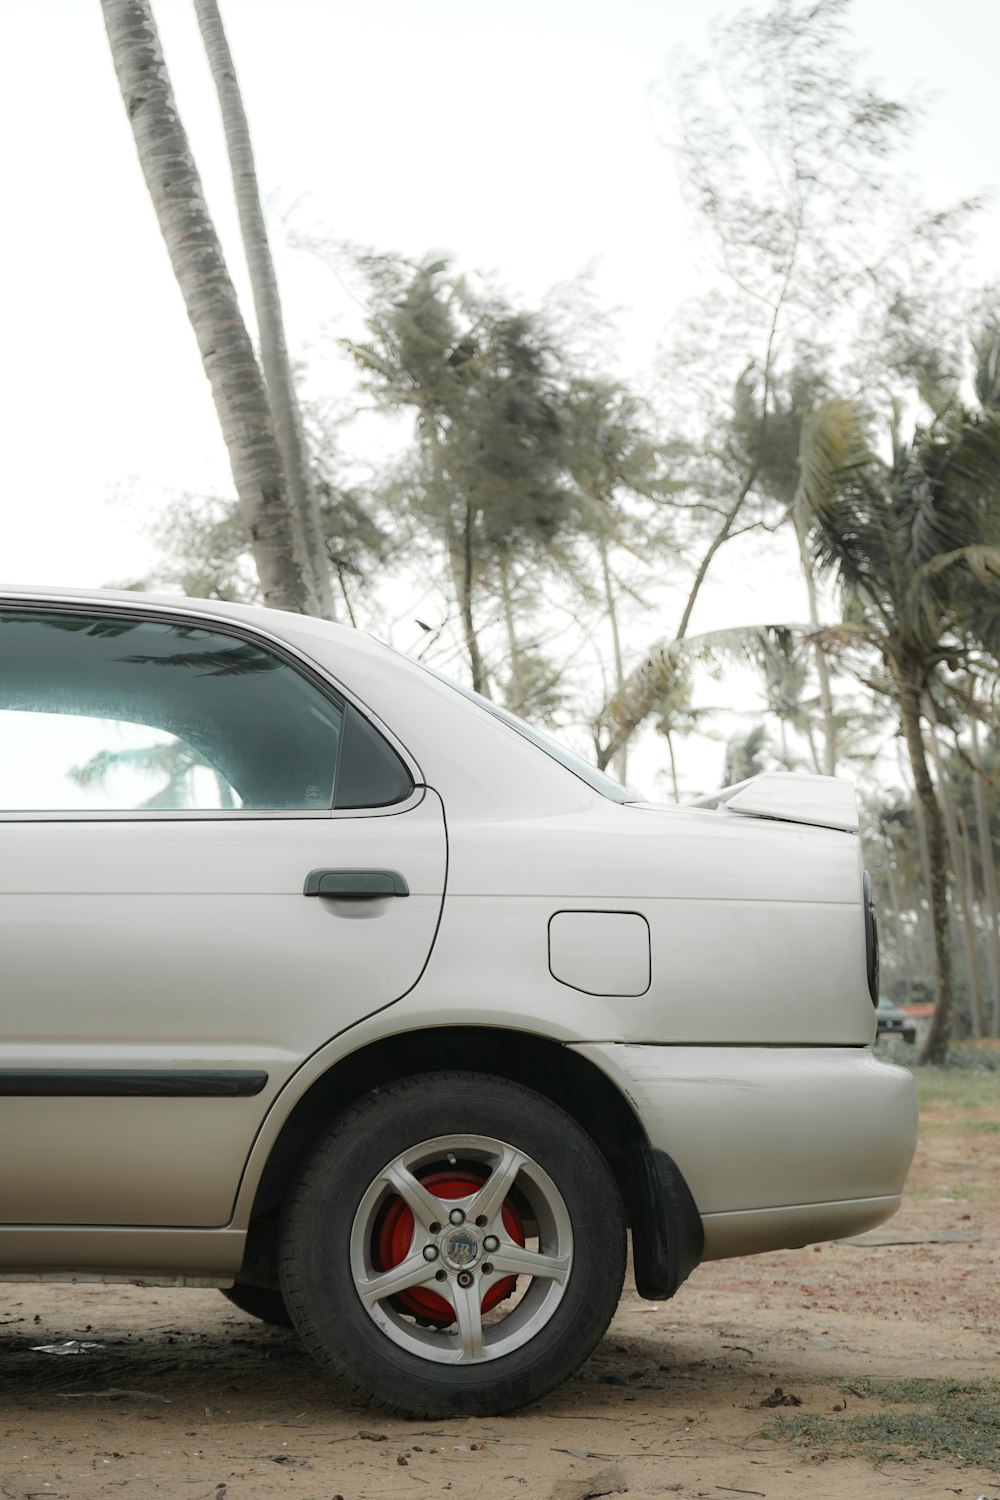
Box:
[561,377,670,781]
[795,354,1000,1062]
[592,622,791,776]
[968,700,1000,1034]
[71,741,237,810]
[100,0,315,613]
[723,724,774,786]
[192,0,334,618]
[745,625,816,771]
[347,258,579,698]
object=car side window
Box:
[0,609,356,813]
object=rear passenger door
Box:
[0,604,446,1229]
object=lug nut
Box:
[482,1262,494,1275]
[483,1235,500,1252]
[448,1208,465,1226]
[422,1245,439,1262]
[457,1271,474,1288]
[435,1269,447,1281]
[429,1221,442,1234]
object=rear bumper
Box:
[572,1043,917,1273]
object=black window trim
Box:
[0,598,424,819]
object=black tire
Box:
[221,1282,294,1328]
[279,1072,626,1417]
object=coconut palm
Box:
[100,0,315,612]
[558,377,672,780]
[592,622,796,775]
[794,347,1000,1062]
[723,724,774,787]
[921,685,1000,1036]
[70,741,237,810]
[193,0,334,617]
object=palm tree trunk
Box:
[665,730,680,802]
[794,513,837,775]
[970,711,1000,1035]
[898,674,955,1063]
[898,737,936,971]
[928,718,984,1037]
[425,417,489,699]
[334,564,358,628]
[804,721,822,775]
[599,533,627,782]
[498,555,523,713]
[446,505,489,697]
[193,0,333,619]
[959,805,989,1035]
[675,478,755,641]
[100,0,312,613]
[883,842,913,999]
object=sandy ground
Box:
[2,1094,998,1500]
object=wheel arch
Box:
[236,1026,702,1301]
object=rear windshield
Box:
[412,659,637,804]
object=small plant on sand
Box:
[765,1377,1000,1471]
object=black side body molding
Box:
[627,1142,705,1300]
[0,1070,268,1098]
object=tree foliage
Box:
[345,255,665,707]
[796,335,1000,1060]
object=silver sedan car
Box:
[0,587,917,1415]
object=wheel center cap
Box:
[442,1228,480,1269]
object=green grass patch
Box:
[924,1045,1000,1072]
[919,1116,1000,1135]
[912,1067,1000,1112]
[765,1378,1000,1471]
[874,1039,1000,1084]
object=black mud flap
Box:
[627,1141,704,1301]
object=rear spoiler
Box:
[687,772,859,833]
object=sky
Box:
[2,0,998,795]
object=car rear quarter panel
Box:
[405,800,876,1048]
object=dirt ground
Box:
[2,1086,998,1500]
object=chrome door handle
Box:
[303,868,410,898]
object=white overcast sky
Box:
[1,0,997,791]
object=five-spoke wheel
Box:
[280,1072,626,1416]
[352,1133,573,1364]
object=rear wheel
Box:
[280,1072,626,1416]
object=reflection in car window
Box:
[0,711,243,811]
[0,610,344,811]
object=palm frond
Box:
[118,646,279,677]
[793,399,870,525]
[935,413,1000,528]
[595,621,812,753]
[974,329,1000,413]
[793,401,899,622]
[901,541,1000,648]
[910,544,1000,590]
